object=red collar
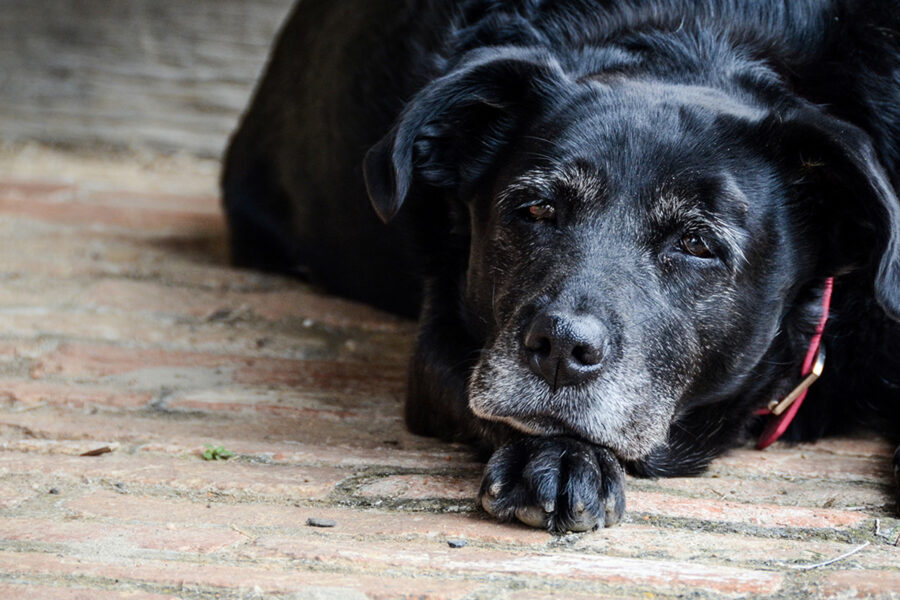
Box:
[756,277,834,450]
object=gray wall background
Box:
[0,0,295,158]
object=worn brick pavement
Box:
[0,145,898,599]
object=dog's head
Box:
[364,45,900,460]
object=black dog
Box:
[223,0,900,532]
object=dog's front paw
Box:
[478,436,625,533]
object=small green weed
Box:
[202,443,235,461]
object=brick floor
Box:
[0,145,898,599]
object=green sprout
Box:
[202,443,235,461]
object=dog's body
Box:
[224,0,900,531]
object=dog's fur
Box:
[224,0,900,532]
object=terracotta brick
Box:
[636,475,892,511]
[0,311,259,354]
[0,341,22,359]
[30,342,406,398]
[711,446,894,482]
[0,517,244,554]
[0,406,476,470]
[0,551,484,600]
[0,230,281,296]
[0,149,217,194]
[821,570,900,598]
[65,492,549,546]
[0,584,177,600]
[82,189,219,213]
[0,308,402,364]
[0,439,123,456]
[628,490,870,529]
[0,180,75,201]
[0,381,152,410]
[0,481,38,509]
[576,524,900,572]
[251,536,784,596]
[0,195,222,231]
[232,357,406,396]
[79,278,413,333]
[77,279,236,318]
[29,342,242,378]
[798,436,897,458]
[0,452,347,501]
[0,275,87,308]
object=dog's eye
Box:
[679,233,714,259]
[525,204,556,222]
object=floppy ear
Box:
[363,48,570,223]
[773,105,900,320]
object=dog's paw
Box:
[478,436,625,533]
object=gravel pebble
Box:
[306,517,337,528]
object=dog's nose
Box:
[523,311,608,390]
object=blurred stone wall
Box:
[0,0,295,158]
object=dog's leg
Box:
[406,282,487,442]
[221,129,299,274]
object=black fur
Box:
[223,0,900,532]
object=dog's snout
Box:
[523,311,608,390]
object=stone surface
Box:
[0,148,898,599]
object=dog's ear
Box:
[774,105,900,320]
[363,48,569,223]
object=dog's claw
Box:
[481,491,504,518]
[567,513,598,532]
[515,505,549,528]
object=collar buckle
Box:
[767,346,826,416]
